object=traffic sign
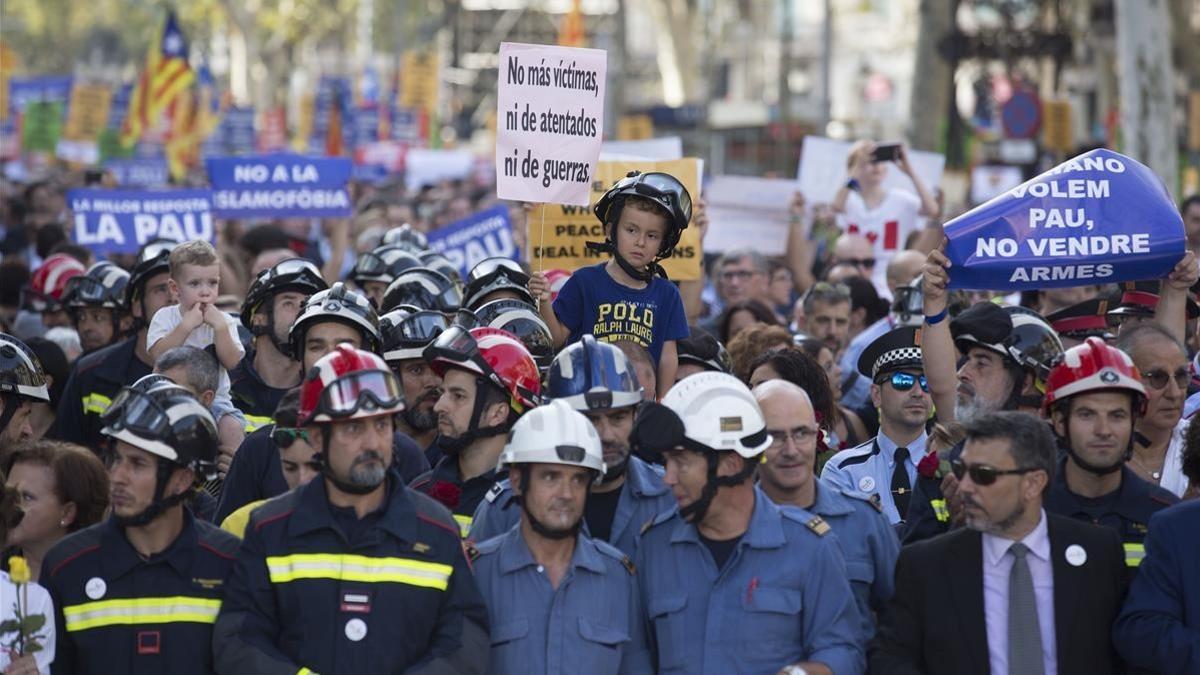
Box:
[1001,88,1042,139]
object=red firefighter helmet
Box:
[423,326,542,414]
[299,343,406,425]
[1043,337,1147,415]
[26,254,86,312]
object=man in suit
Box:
[870,410,1127,675]
[1113,499,1200,673]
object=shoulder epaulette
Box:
[473,536,503,556]
[839,488,884,513]
[868,493,883,512]
[196,520,242,558]
[805,515,831,536]
[464,541,482,563]
[247,489,300,532]
[834,439,879,469]
[485,481,507,504]
[621,556,636,575]
[641,508,676,535]
[408,487,462,538]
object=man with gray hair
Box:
[1116,323,1191,496]
[871,410,1128,674]
[154,346,220,409]
[700,248,770,335]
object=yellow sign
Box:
[617,114,654,140]
[62,84,113,141]
[399,51,439,112]
[0,43,21,123]
[530,158,702,281]
[292,93,315,152]
[1042,99,1073,154]
[1188,91,1200,152]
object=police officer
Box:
[410,326,542,535]
[1041,337,1178,576]
[231,258,328,431]
[0,332,51,447]
[50,240,176,449]
[754,378,899,643]
[40,382,239,674]
[213,344,488,674]
[632,372,863,675]
[216,282,428,523]
[470,335,673,556]
[380,307,451,462]
[61,261,130,354]
[472,399,650,674]
[822,325,933,526]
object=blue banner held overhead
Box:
[68,189,214,255]
[206,153,353,218]
[426,206,518,280]
[943,148,1186,291]
[8,76,73,118]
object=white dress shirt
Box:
[981,509,1057,675]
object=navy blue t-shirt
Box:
[552,262,689,365]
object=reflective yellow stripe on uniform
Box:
[82,392,113,416]
[266,553,453,590]
[296,669,316,675]
[63,596,221,632]
[1124,542,1145,567]
[243,414,273,433]
[931,499,949,523]
[453,514,473,538]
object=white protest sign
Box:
[796,136,945,205]
[600,136,683,161]
[404,149,475,190]
[705,175,799,255]
[495,42,607,206]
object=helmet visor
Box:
[138,240,177,264]
[353,252,388,278]
[318,370,404,419]
[68,276,111,305]
[452,309,480,330]
[104,389,170,439]
[635,172,692,220]
[424,325,496,380]
[472,258,526,283]
[399,310,451,342]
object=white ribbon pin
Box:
[1065,544,1087,567]
[345,618,368,642]
[85,577,107,600]
[859,476,876,493]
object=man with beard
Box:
[231,258,328,430]
[471,400,650,674]
[41,382,240,674]
[468,336,673,555]
[214,345,489,674]
[632,372,862,675]
[1041,337,1178,577]
[380,307,450,464]
[870,411,1127,674]
[823,326,933,526]
[410,326,541,537]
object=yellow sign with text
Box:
[62,84,113,142]
[400,51,439,112]
[530,158,702,281]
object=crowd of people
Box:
[0,140,1200,674]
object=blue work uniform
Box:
[636,487,864,675]
[469,456,674,555]
[822,431,928,526]
[212,470,490,675]
[472,525,652,675]
[807,478,899,642]
[39,512,240,675]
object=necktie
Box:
[891,447,911,518]
[1008,542,1045,675]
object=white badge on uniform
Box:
[344,618,368,642]
[1065,544,1087,567]
[858,476,876,493]
[85,577,107,600]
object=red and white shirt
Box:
[839,188,924,298]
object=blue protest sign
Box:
[104,159,169,187]
[8,76,73,118]
[426,206,518,279]
[944,149,1185,291]
[206,153,353,218]
[68,189,214,255]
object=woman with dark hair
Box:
[3,440,109,582]
[844,276,889,342]
[0,463,55,674]
[716,298,781,345]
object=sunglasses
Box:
[271,427,310,448]
[950,458,1038,486]
[839,257,877,269]
[1140,367,1189,391]
[883,371,928,393]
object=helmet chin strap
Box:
[113,456,193,528]
[516,467,585,540]
[678,451,758,524]
[435,377,510,458]
[599,453,628,485]
[253,303,293,356]
[1057,414,1130,477]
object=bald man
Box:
[753,379,899,642]
[885,250,925,293]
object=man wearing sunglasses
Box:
[871,410,1128,675]
[1041,337,1179,577]
[61,261,130,355]
[823,325,932,526]
[215,344,490,675]
[1117,324,1192,496]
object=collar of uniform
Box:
[810,479,855,517]
[100,509,199,580]
[876,430,928,468]
[1051,456,1154,518]
[497,526,607,575]
[669,487,786,549]
[288,469,419,543]
[234,348,293,391]
[626,456,669,498]
[432,455,500,490]
[89,336,145,385]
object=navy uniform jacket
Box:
[228,353,292,432]
[807,479,900,642]
[39,512,240,675]
[472,525,652,675]
[212,470,489,675]
[1044,458,1178,576]
[468,456,674,555]
[215,427,430,524]
[1113,499,1200,674]
[410,457,506,538]
[636,487,864,675]
[49,336,152,451]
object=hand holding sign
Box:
[944,149,1185,290]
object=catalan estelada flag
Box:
[120,10,194,147]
